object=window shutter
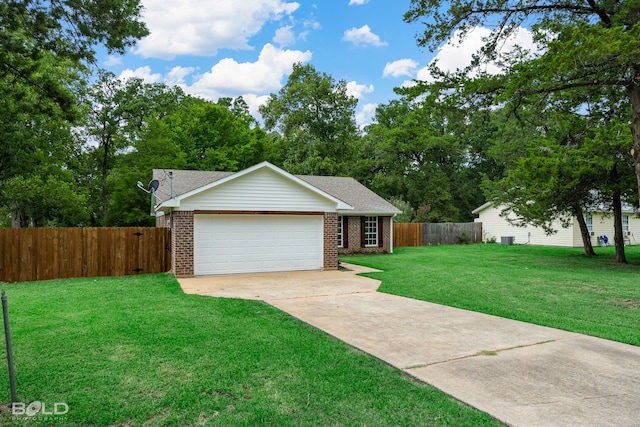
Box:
[378,216,384,247]
[360,216,365,247]
[343,217,349,248]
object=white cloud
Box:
[415,26,541,82]
[346,81,374,99]
[349,0,369,5]
[135,0,300,59]
[274,25,296,47]
[356,102,377,128]
[118,66,163,83]
[104,55,122,67]
[115,44,311,122]
[383,59,419,78]
[189,43,312,99]
[342,25,387,47]
[165,66,196,86]
[241,93,271,118]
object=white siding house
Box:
[473,202,640,247]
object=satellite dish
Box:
[148,179,159,193]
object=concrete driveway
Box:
[178,265,640,427]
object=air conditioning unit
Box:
[501,236,515,245]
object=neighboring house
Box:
[153,162,400,276]
[473,202,640,247]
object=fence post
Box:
[2,290,17,403]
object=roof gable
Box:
[152,162,400,215]
[154,162,352,212]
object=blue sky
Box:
[102,0,537,126]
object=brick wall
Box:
[338,216,392,254]
[323,212,338,270]
[171,211,194,277]
[156,214,169,228]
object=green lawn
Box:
[0,274,499,426]
[342,244,640,346]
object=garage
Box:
[194,214,324,275]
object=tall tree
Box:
[105,96,273,226]
[259,63,361,176]
[79,72,184,224]
[483,91,635,261]
[404,0,640,203]
[0,0,148,118]
[0,0,148,227]
[158,96,272,172]
[365,99,463,222]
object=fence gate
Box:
[0,227,171,283]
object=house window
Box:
[338,216,344,248]
[585,214,593,235]
[364,216,378,247]
[623,215,630,235]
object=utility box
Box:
[501,236,515,245]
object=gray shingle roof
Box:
[152,168,400,215]
[152,169,233,201]
[297,175,400,214]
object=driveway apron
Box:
[179,265,640,427]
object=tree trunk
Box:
[629,72,640,204]
[10,204,28,228]
[101,136,110,225]
[573,206,596,256]
[612,186,627,264]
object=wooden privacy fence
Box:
[394,222,483,247]
[0,227,171,283]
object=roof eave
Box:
[338,210,402,216]
[472,201,493,214]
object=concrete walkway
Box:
[178,265,640,427]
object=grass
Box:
[341,244,640,346]
[0,274,500,426]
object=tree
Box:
[404,0,640,204]
[0,174,89,227]
[157,96,272,172]
[105,96,273,226]
[0,0,148,227]
[106,129,186,226]
[259,63,361,176]
[0,59,86,226]
[482,91,635,261]
[79,72,184,224]
[0,0,148,118]
[365,98,480,222]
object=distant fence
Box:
[0,227,171,283]
[394,222,483,247]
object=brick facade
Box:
[156,214,169,228]
[161,211,389,276]
[338,215,392,255]
[171,211,194,277]
[323,212,339,270]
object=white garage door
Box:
[194,214,324,275]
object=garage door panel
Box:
[194,214,323,275]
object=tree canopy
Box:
[259,63,362,176]
[404,0,640,201]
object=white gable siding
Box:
[179,167,337,212]
[476,204,576,247]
